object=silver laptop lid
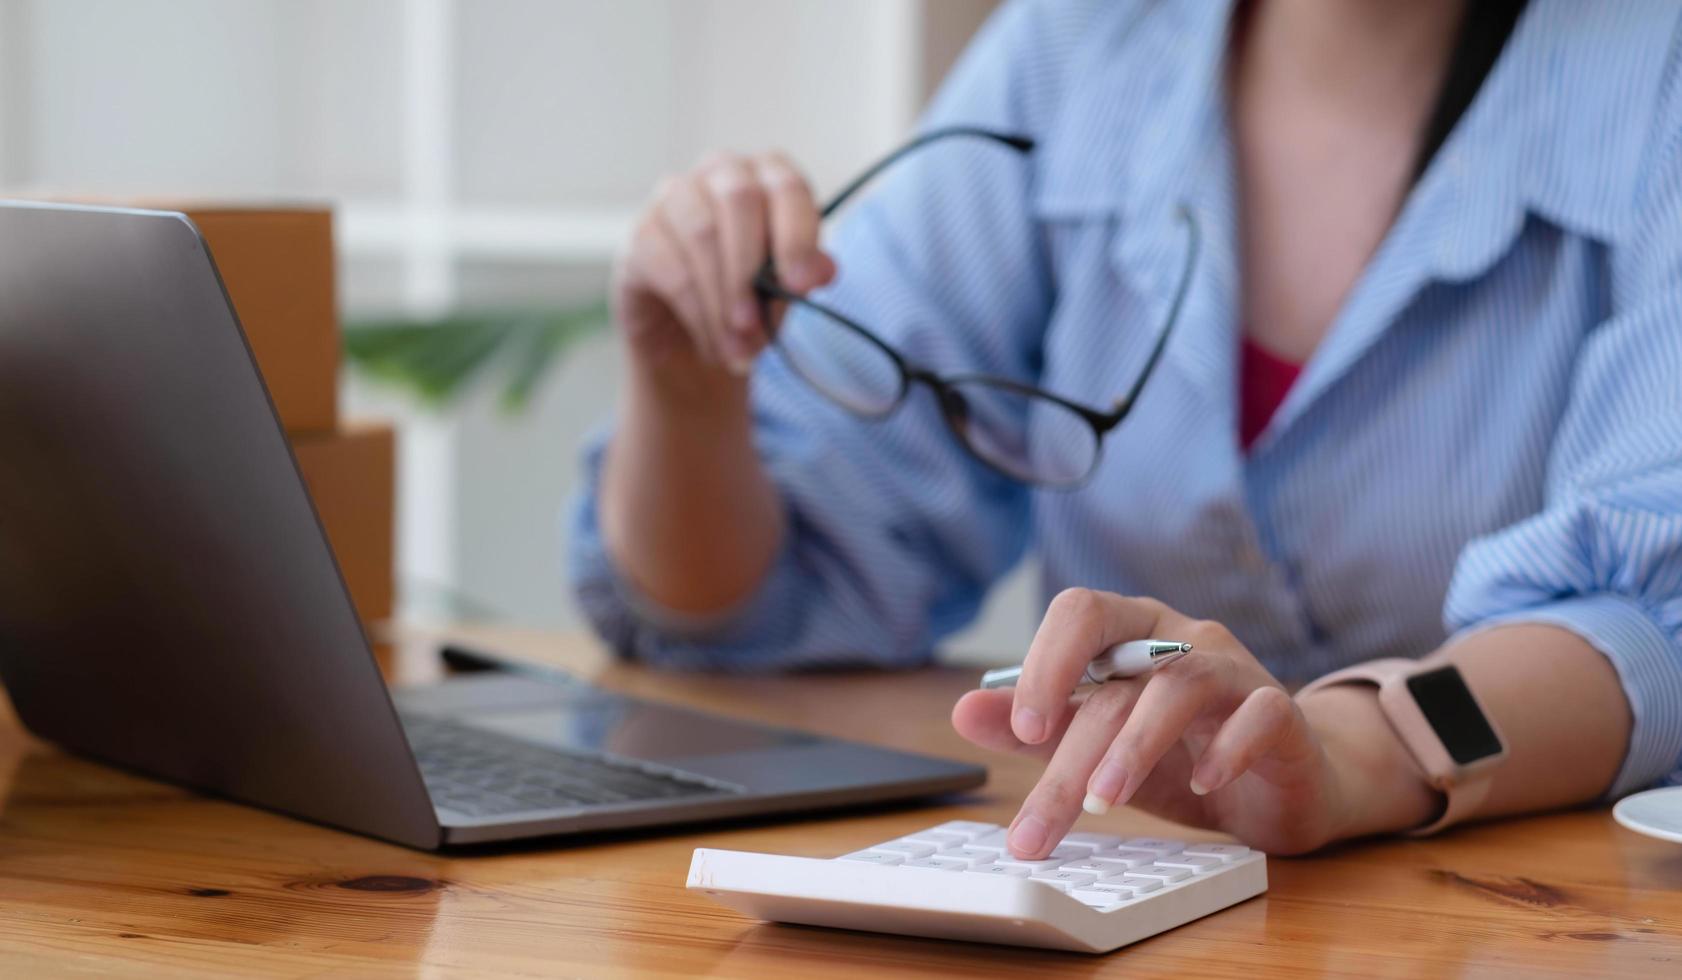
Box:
[0,202,439,848]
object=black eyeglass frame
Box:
[753,126,1201,489]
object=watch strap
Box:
[1299,659,1494,836]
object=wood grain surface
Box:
[1,626,1679,978]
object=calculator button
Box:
[901,830,969,848]
[929,821,1000,840]
[1181,843,1250,861]
[1046,843,1096,860]
[939,845,999,865]
[1124,864,1191,883]
[1117,875,1161,894]
[968,829,1010,849]
[1088,848,1157,867]
[840,850,905,865]
[1059,832,1125,850]
[1121,837,1185,856]
[1058,858,1136,876]
[902,856,968,872]
[991,857,1067,872]
[1031,870,1099,888]
[1156,855,1223,873]
[1070,885,1136,907]
[876,841,938,859]
[968,863,1032,878]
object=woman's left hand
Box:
[951,589,1432,857]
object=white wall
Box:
[0,0,1033,663]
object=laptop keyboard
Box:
[401,714,738,817]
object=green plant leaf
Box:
[343,301,609,412]
[499,305,606,411]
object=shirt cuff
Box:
[564,453,811,672]
[1449,593,1682,799]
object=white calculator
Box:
[687,820,1267,953]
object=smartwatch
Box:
[1299,659,1506,835]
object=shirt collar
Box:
[1031,0,1233,226]
[1028,0,1678,455]
[1418,0,1678,274]
[1031,0,1677,253]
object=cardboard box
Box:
[33,197,341,433]
[292,421,396,629]
[185,206,340,434]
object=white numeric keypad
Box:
[691,821,1268,952]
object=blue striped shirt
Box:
[571,0,1682,797]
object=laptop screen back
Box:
[0,203,438,848]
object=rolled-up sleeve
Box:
[567,0,1069,671]
[1443,63,1682,796]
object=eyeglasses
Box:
[754,126,1200,489]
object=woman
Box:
[570,0,1682,857]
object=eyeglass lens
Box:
[773,303,905,417]
[938,378,1101,487]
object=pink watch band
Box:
[1300,659,1497,836]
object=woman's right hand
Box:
[613,150,837,382]
[602,152,821,615]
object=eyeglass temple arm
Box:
[756,126,1034,299]
[1109,206,1201,420]
[819,126,1035,219]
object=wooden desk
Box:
[2,627,1679,978]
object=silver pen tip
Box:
[1153,648,1191,669]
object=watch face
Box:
[1406,665,1503,765]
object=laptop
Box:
[0,201,984,849]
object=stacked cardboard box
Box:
[170,203,396,631]
[291,421,396,628]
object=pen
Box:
[978,640,1192,690]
